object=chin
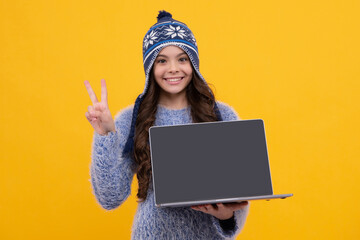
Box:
[163,88,186,95]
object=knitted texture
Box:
[90,101,249,240]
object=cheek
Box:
[153,67,164,81]
[184,64,193,76]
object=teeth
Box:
[166,78,182,82]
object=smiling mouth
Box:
[164,77,184,82]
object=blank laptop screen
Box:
[149,119,273,205]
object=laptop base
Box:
[156,194,293,208]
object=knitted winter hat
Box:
[123,10,222,156]
[142,10,203,96]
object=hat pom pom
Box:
[157,10,172,20]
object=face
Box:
[153,45,193,100]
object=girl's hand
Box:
[84,79,115,136]
[191,201,248,220]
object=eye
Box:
[156,59,166,64]
[179,57,188,62]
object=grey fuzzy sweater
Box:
[90,101,249,239]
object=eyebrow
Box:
[157,52,187,58]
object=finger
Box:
[200,206,208,213]
[204,204,215,212]
[241,201,249,206]
[85,111,91,121]
[90,110,101,118]
[217,203,226,211]
[237,201,249,209]
[84,80,99,104]
[88,105,98,117]
[234,201,248,207]
[226,201,249,211]
[204,204,217,215]
[211,203,219,210]
[85,111,97,122]
[100,79,108,104]
[94,102,106,112]
[88,105,94,114]
[195,205,206,212]
[218,202,235,212]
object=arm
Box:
[90,106,137,210]
[209,202,250,238]
[84,80,137,210]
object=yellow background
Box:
[1,0,359,239]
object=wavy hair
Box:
[133,68,219,201]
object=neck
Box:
[158,91,189,110]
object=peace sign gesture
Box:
[84,79,115,136]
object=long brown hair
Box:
[133,68,219,201]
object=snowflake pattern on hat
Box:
[144,30,158,49]
[142,24,195,52]
[164,25,187,39]
[190,33,197,46]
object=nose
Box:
[168,60,179,73]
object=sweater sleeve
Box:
[89,105,137,210]
[210,101,250,238]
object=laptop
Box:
[149,119,293,208]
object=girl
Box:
[85,11,249,239]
